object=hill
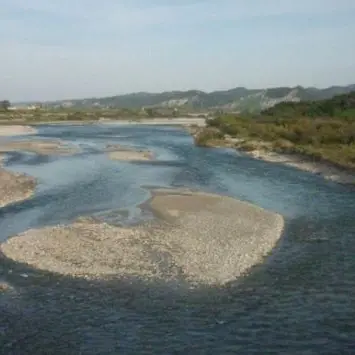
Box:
[20,84,355,113]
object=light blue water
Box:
[1,123,355,354]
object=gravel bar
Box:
[0,154,36,208]
[1,189,284,285]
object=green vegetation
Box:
[11,84,355,112]
[0,106,181,123]
[194,127,224,147]
[201,92,355,170]
[0,100,11,111]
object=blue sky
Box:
[1,0,355,101]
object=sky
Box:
[1,0,355,102]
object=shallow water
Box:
[1,124,355,354]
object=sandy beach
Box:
[0,125,37,136]
[1,189,284,285]
[0,154,36,208]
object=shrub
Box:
[195,128,224,147]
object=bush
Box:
[195,128,224,147]
[202,91,355,169]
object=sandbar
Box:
[0,139,79,156]
[0,154,36,208]
[0,125,37,136]
[106,144,153,161]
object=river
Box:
[1,123,354,354]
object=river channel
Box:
[1,123,354,354]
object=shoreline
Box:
[245,149,355,185]
[190,127,355,185]
[1,188,284,286]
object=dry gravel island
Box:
[0,154,36,208]
[0,125,37,136]
[1,189,284,286]
[0,139,79,156]
[106,144,154,161]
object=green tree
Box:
[145,108,154,117]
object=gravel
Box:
[106,145,154,161]
[0,154,36,208]
[0,139,79,156]
[1,189,284,286]
[0,125,37,136]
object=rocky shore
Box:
[0,189,284,286]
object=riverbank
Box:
[246,149,355,185]
[191,127,355,185]
[0,154,36,208]
[1,188,284,286]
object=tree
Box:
[172,108,179,117]
[0,100,11,111]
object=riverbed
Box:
[1,123,355,354]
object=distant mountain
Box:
[35,84,355,112]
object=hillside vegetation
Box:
[197,92,355,170]
[0,107,182,123]
[14,84,355,112]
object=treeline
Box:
[199,92,355,169]
[0,107,173,122]
[262,91,355,119]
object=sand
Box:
[106,144,154,161]
[0,154,36,208]
[0,125,37,136]
[1,189,284,286]
[0,139,79,156]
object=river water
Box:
[0,124,354,354]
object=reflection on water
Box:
[1,123,355,354]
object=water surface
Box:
[1,124,354,354]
